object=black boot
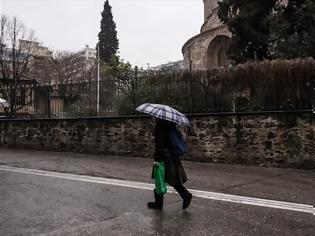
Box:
[182,192,193,210]
[173,185,193,210]
[147,189,163,210]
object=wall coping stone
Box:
[0,110,313,123]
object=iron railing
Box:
[0,71,313,118]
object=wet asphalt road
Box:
[0,148,314,235]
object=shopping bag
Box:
[154,162,167,195]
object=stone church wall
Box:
[201,8,223,33]
[182,25,231,71]
[183,0,231,70]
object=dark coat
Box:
[151,149,188,186]
[151,120,188,186]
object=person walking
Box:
[147,118,193,210]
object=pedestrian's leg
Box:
[172,184,193,209]
[147,189,164,210]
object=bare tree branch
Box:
[0,15,40,116]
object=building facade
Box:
[74,45,97,60]
[150,60,185,72]
[182,0,232,71]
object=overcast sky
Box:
[1,0,203,67]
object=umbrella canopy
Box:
[136,103,190,126]
[0,98,9,108]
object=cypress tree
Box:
[97,0,119,63]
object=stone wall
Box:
[0,117,155,158]
[203,0,219,22]
[0,112,314,169]
[182,0,231,71]
[185,112,314,169]
[201,8,223,33]
[182,25,231,71]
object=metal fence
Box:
[0,70,313,118]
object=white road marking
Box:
[0,165,314,215]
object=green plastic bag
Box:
[154,162,167,195]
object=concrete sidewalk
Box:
[0,147,314,205]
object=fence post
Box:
[48,83,51,118]
[132,66,138,114]
[312,77,315,111]
[88,72,92,116]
